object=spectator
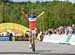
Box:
[72,24,75,34]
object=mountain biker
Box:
[22,9,45,48]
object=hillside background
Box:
[0,0,75,31]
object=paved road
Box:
[0,41,75,55]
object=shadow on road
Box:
[0,52,39,54]
[0,51,74,55]
[36,50,52,53]
[0,50,52,54]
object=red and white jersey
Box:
[28,16,38,30]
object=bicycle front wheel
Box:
[32,34,35,52]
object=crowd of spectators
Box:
[39,24,75,41]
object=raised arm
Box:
[22,10,28,18]
[37,11,45,18]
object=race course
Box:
[0,41,75,55]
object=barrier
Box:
[65,35,72,43]
[0,36,10,41]
[43,35,51,42]
[69,35,75,45]
[43,34,75,45]
[43,34,60,43]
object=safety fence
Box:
[0,36,10,41]
[43,34,75,45]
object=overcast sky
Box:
[12,0,75,3]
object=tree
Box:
[0,0,9,3]
[0,1,74,30]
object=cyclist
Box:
[22,9,45,48]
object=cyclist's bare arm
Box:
[37,11,45,18]
[22,10,28,18]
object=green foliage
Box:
[0,0,9,3]
[0,1,75,31]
